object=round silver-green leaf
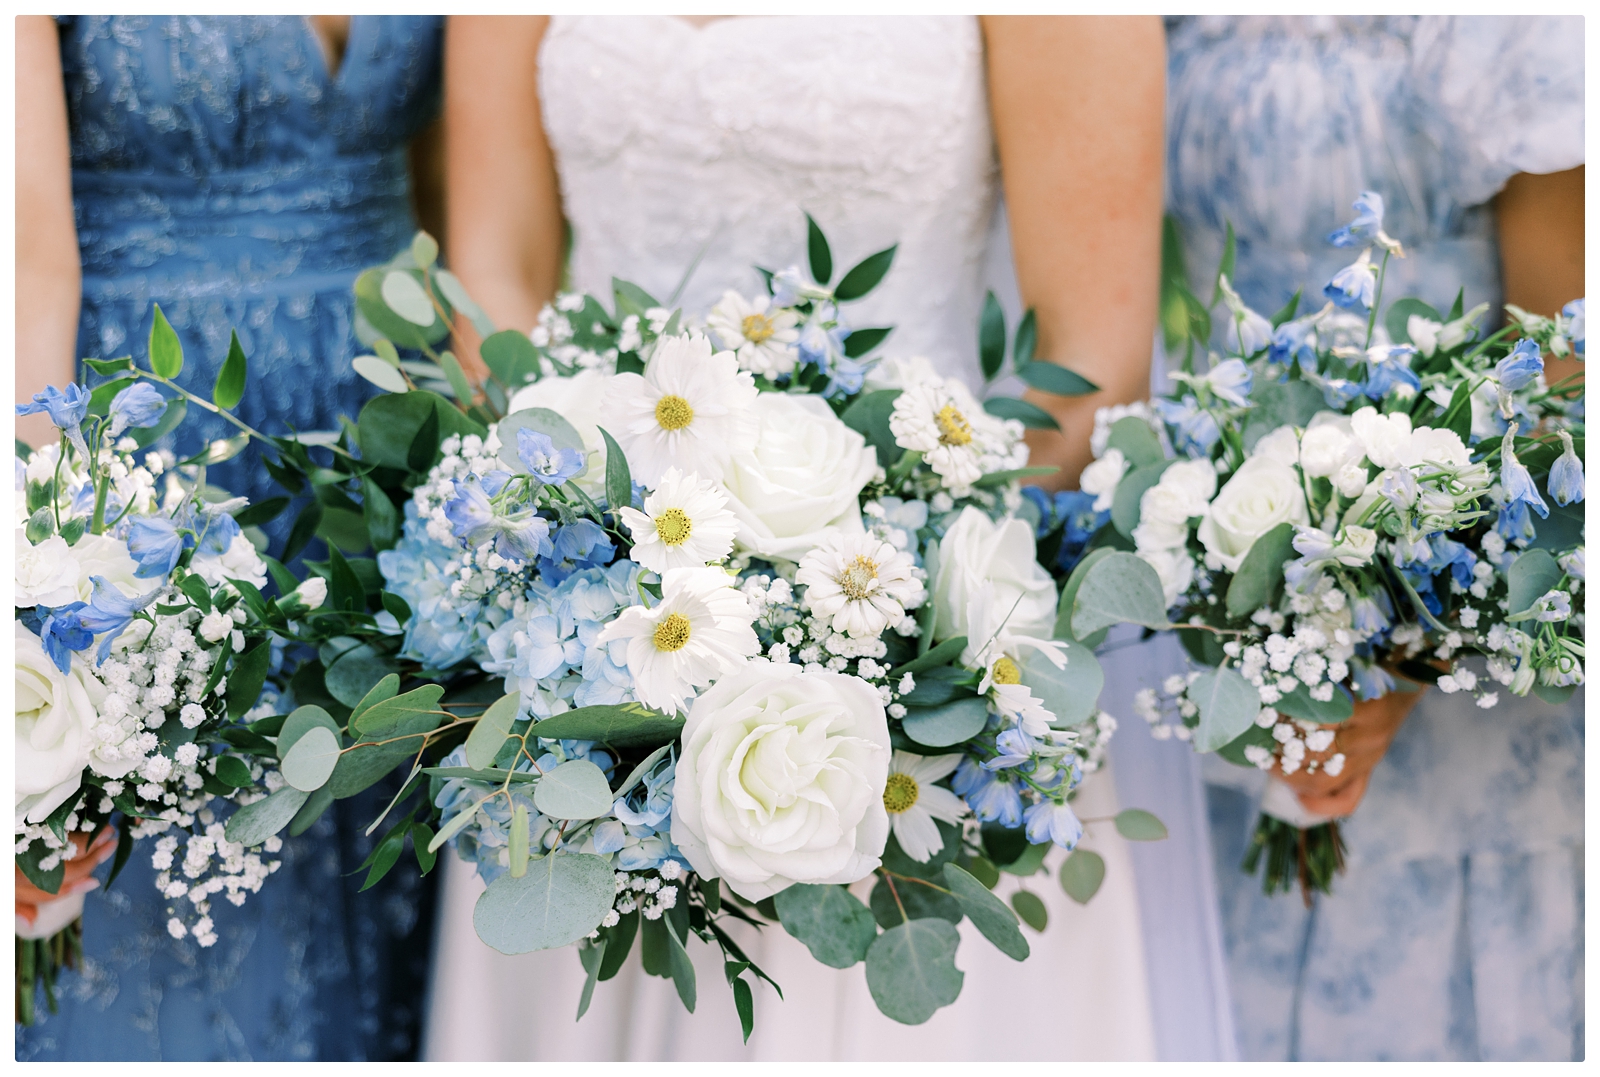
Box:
[532,760,615,821]
[473,852,617,954]
[225,785,310,848]
[864,919,965,1025]
[773,883,878,969]
[280,725,342,792]
[382,270,437,327]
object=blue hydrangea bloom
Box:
[106,382,167,437]
[126,515,186,578]
[953,757,1024,828]
[517,428,585,486]
[540,519,615,584]
[379,506,502,669]
[1325,190,1385,247]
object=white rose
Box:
[508,369,616,497]
[15,622,106,825]
[1156,459,1219,510]
[68,532,152,602]
[15,534,81,608]
[1133,460,1217,551]
[1298,413,1363,479]
[930,507,1058,663]
[670,661,890,900]
[1251,425,1301,465]
[863,355,942,392]
[1078,449,1128,513]
[1401,425,1470,469]
[1138,546,1195,608]
[720,394,878,561]
[1349,406,1412,470]
[1197,456,1310,572]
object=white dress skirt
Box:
[423,14,1230,1061]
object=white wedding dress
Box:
[424,14,1229,1061]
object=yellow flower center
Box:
[935,404,973,446]
[991,656,1022,685]
[655,394,695,431]
[654,507,693,547]
[837,554,879,601]
[741,313,776,345]
[883,772,920,814]
[653,612,692,652]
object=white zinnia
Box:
[603,332,758,486]
[596,566,759,713]
[796,532,925,639]
[704,291,801,378]
[883,750,967,862]
[619,468,739,574]
[670,661,890,899]
[889,377,1025,492]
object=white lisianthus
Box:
[796,531,925,639]
[596,566,759,713]
[603,332,758,486]
[889,377,1025,493]
[670,661,890,900]
[15,533,81,607]
[863,355,941,393]
[1299,413,1367,497]
[1197,455,1310,572]
[930,507,1057,662]
[704,291,801,378]
[508,368,616,497]
[1333,525,1378,566]
[720,394,878,562]
[1251,425,1301,465]
[1400,425,1470,469]
[191,532,269,590]
[1132,459,1216,553]
[882,751,967,862]
[1139,545,1197,608]
[618,468,739,573]
[289,576,328,611]
[1349,406,1412,470]
[1078,449,1128,513]
[15,622,106,824]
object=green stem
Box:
[1364,249,1391,350]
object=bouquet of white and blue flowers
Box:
[13,320,329,1022]
[1049,191,1584,896]
[220,221,1164,1034]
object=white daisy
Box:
[888,377,1026,492]
[795,532,925,639]
[705,291,801,378]
[883,750,967,862]
[596,566,759,713]
[618,467,740,574]
[603,332,759,486]
[978,653,1056,738]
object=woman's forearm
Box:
[1495,166,1585,387]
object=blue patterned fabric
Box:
[1166,16,1584,1061]
[17,16,443,1061]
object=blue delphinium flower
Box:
[1055,490,1108,572]
[1496,500,1537,546]
[953,757,1024,827]
[17,384,92,460]
[1425,535,1476,590]
[1349,657,1396,701]
[1324,249,1376,311]
[444,479,553,562]
[1023,799,1083,850]
[517,428,585,486]
[1363,344,1420,400]
[1326,190,1386,247]
[1499,425,1549,520]
[1202,357,1253,406]
[1268,315,1319,370]
[1549,431,1584,506]
[77,575,163,663]
[37,603,93,673]
[126,515,186,578]
[105,382,167,437]
[540,519,615,584]
[1562,298,1585,358]
[1154,395,1221,457]
[191,504,243,556]
[1020,486,1054,535]
[1495,338,1545,392]
[797,306,849,372]
[1349,592,1393,639]
[70,481,121,521]
[981,727,1038,772]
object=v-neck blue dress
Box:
[16,16,442,1061]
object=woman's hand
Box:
[16,828,116,927]
[1277,688,1425,817]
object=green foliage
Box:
[805,213,833,284]
[1016,360,1098,397]
[1272,681,1354,724]
[280,725,342,791]
[1224,521,1297,618]
[773,884,879,969]
[148,304,184,378]
[1507,549,1562,617]
[1111,460,1171,537]
[1000,841,1049,877]
[900,696,989,748]
[1189,666,1263,753]
[1019,639,1102,727]
[497,407,588,477]
[982,396,1060,431]
[841,326,892,359]
[527,703,684,749]
[834,245,897,301]
[225,643,273,720]
[1107,417,1166,469]
[1384,298,1441,345]
[532,759,615,821]
[972,465,1058,489]
[350,684,445,738]
[225,785,310,847]
[864,919,964,1025]
[288,785,334,837]
[131,395,187,448]
[1013,309,1038,368]
[473,852,617,955]
[324,643,396,708]
[576,939,606,1021]
[597,427,633,517]
[1114,809,1168,841]
[870,874,960,927]
[481,329,542,389]
[1010,890,1048,932]
[665,920,698,1013]
[356,391,484,473]
[979,291,1006,381]
[839,389,904,468]
[1070,552,1170,637]
[212,756,253,789]
[213,331,248,409]
[943,863,1028,960]
[465,692,521,770]
[1059,848,1105,904]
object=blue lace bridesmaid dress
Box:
[16,16,442,1061]
[1165,16,1584,1061]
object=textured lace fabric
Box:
[18,16,442,1062]
[540,14,1001,388]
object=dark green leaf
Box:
[324,644,397,709]
[1010,890,1048,932]
[1447,287,1465,322]
[1211,221,1236,307]
[640,913,672,977]
[83,356,133,376]
[357,391,484,472]
[600,910,639,981]
[577,938,607,1020]
[1224,521,1298,618]
[86,373,136,417]
[864,919,964,1025]
[106,816,136,890]
[870,874,961,928]
[1507,549,1562,618]
[773,884,878,969]
[1114,809,1168,841]
[612,278,662,319]
[1111,460,1172,538]
[233,496,289,529]
[889,635,968,678]
[598,427,632,515]
[213,330,248,409]
[1385,298,1442,346]
[665,920,697,1013]
[361,477,400,552]
[359,824,407,892]
[283,499,324,562]
[1272,680,1354,725]
[288,784,334,837]
[326,544,365,613]
[381,590,413,624]
[841,326,892,359]
[971,465,1058,489]
[213,756,253,789]
[806,212,833,284]
[1270,291,1302,328]
[900,696,990,748]
[226,642,272,720]
[834,245,898,302]
[979,291,1005,381]
[1001,841,1049,877]
[982,396,1060,431]
[1017,360,1098,397]
[839,388,905,468]
[943,862,1028,960]
[178,573,212,614]
[1059,848,1105,904]
[441,351,475,404]
[407,403,441,473]
[148,304,184,378]
[480,330,542,390]
[1013,308,1038,368]
[731,974,755,1043]
[528,703,684,749]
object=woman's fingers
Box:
[1297,770,1371,817]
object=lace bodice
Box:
[540,15,1001,388]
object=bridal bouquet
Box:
[232,222,1163,1033]
[13,316,316,1022]
[1055,191,1585,895]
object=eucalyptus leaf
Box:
[280,725,342,792]
[1059,848,1105,904]
[864,919,964,1025]
[224,785,310,847]
[1273,681,1354,724]
[900,696,989,748]
[480,330,541,389]
[411,231,439,268]
[441,351,475,404]
[1113,809,1168,841]
[1010,890,1048,932]
[473,852,617,954]
[1111,460,1172,538]
[465,692,521,771]
[532,759,615,821]
[1189,666,1263,753]
[1019,639,1102,727]
[496,407,588,477]
[353,355,409,394]
[529,704,684,749]
[382,270,438,327]
[1507,549,1562,617]
[1070,552,1171,637]
[943,862,1028,961]
[324,644,396,708]
[275,704,341,756]
[1106,416,1166,469]
[1224,522,1298,619]
[773,884,878,969]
